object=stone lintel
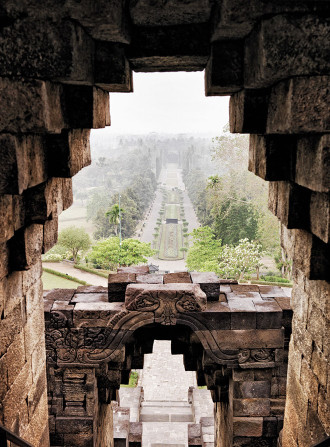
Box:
[209,329,284,350]
[125,283,207,311]
[128,24,210,72]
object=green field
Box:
[158,223,183,260]
[58,205,95,237]
[165,204,180,220]
[42,271,82,290]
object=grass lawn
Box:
[158,223,183,260]
[58,205,95,238]
[165,204,179,220]
[42,271,82,290]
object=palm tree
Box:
[106,203,124,236]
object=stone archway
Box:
[45,268,291,446]
[0,3,329,447]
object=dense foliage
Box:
[183,130,280,254]
[88,169,157,240]
[186,227,262,279]
[57,226,91,263]
[88,237,154,270]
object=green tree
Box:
[88,237,154,270]
[106,203,124,236]
[186,227,222,272]
[58,226,91,263]
[212,195,259,246]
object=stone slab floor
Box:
[138,340,198,447]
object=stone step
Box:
[140,405,194,423]
[142,401,190,407]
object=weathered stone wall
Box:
[0,1,329,446]
[44,273,292,447]
[0,5,113,444]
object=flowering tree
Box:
[218,239,263,279]
[186,227,262,279]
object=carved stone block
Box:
[230,89,269,134]
[128,24,209,72]
[267,76,330,134]
[62,85,110,129]
[73,302,124,328]
[228,299,257,330]
[205,40,243,96]
[0,195,14,243]
[71,293,108,304]
[268,181,311,230]
[249,134,296,182]
[233,417,263,437]
[136,273,164,284]
[76,286,108,294]
[130,0,211,26]
[209,329,284,350]
[46,129,91,178]
[190,272,220,301]
[233,398,270,417]
[9,224,44,270]
[67,0,130,43]
[233,381,271,399]
[43,216,59,253]
[95,42,133,92]
[245,14,330,89]
[295,135,330,193]
[0,134,47,195]
[0,19,93,83]
[0,78,65,134]
[310,192,330,244]
[164,272,192,283]
[125,283,206,325]
[118,266,149,274]
[108,273,137,302]
[44,289,75,302]
[253,300,282,329]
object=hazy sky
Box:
[103,71,230,134]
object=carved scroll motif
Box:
[238,349,275,364]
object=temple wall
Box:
[0,1,329,445]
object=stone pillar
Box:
[0,10,112,444]
[225,18,330,444]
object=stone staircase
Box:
[113,341,214,447]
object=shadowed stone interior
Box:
[0,2,329,446]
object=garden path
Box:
[140,165,200,272]
[42,261,107,286]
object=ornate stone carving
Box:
[125,283,206,325]
[238,348,275,364]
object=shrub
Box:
[261,275,291,283]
